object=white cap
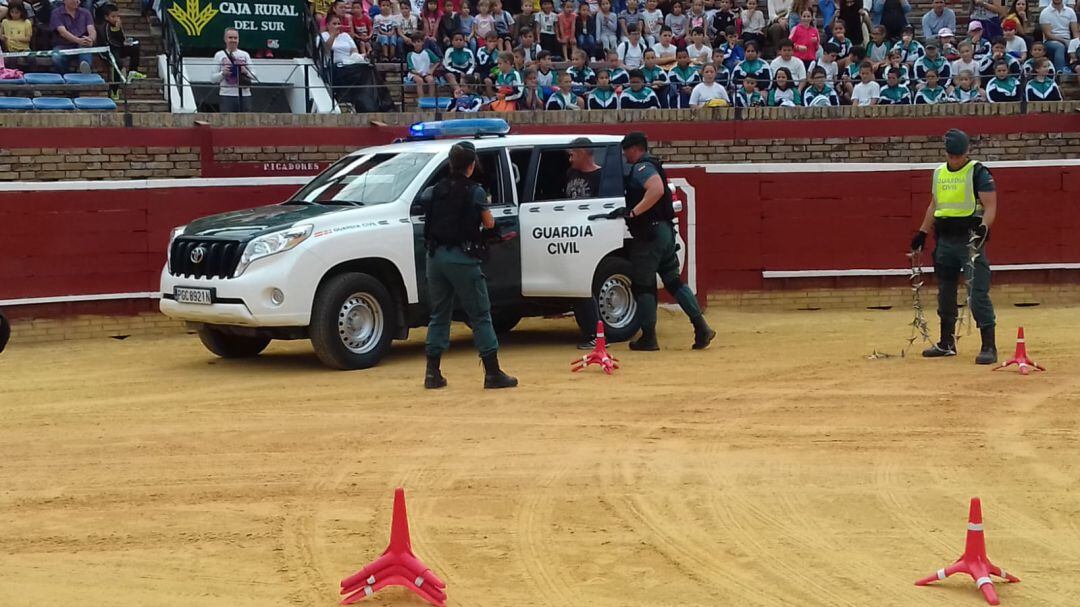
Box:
[937,27,954,37]
[968,20,983,31]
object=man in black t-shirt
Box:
[566,138,604,349]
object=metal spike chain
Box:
[903,250,933,356]
[955,232,980,342]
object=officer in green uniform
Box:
[910,129,999,364]
[618,132,716,351]
[420,142,518,389]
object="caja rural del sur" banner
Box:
[165,0,308,53]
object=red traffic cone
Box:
[994,327,1045,376]
[340,488,446,606]
[571,320,619,375]
[915,498,1020,605]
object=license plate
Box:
[174,287,213,305]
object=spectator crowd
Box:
[0,0,145,97]
[312,0,1079,109]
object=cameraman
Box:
[211,27,256,113]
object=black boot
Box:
[691,316,716,350]
[922,320,956,358]
[481,352,518,389]
[424,354,447,389]
[975,326,998,365]
[629,328,660,351]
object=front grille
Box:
[169,238,244,279]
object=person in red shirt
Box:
[788,8,820,66]
[351,2,374,54]
[557,0,577,60]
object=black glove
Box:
[481,226,502,244]
[970,224,989,249]
[605,206,630,220]
[910,230,927,252]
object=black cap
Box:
[944,129,969,155]
[621,131,648,150]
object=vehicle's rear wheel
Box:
[575,256,640,343]
[310,272,395,370]
[197,326,271,358]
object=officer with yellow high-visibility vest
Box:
[909,128,999,364]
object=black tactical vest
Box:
[624,156,675,223]
[424,178,483,248]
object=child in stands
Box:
[949,69,985,102]
[1023,58,1062,101]
[587,68,620,107]
[546,70,584,108]
[768,67,802,106]
[985,59,1020,102]
[914,68,950,103]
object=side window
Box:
[412,150,507,212]
[534,146,620,202]
[509,148,532,203]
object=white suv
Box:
[160,119,684,369]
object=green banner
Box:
[165,0,309,53]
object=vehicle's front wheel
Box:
[575,256,640,343]
[310,272,395,370]
[491,310,522,335]
[197,326,271,358]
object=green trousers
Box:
[425,246,499,358]
[627,221,704,334]
[934,234,995,331]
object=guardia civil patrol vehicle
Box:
[160,119,684,369]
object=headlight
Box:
[167,225,186,265]
[233,224,313,277]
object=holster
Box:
[628,218,658,242]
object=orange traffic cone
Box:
[994,327,1045,375]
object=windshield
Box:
[291,152,434,206]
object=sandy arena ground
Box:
[2,305,1080,607]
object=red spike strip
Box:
[340,488,447,607]
[915,498,1019,605]
[994,327,1046,376]
[570,321,619,374]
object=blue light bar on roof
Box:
[408,118,511,140]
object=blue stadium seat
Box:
[0,78,26,85]
[74,97,117,110]
[33,97,76,110]
[24,73,66,85]
[63,73,106,85]
[417,97,454,110]
[0,97,34,110]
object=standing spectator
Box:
[1039,0,1078,72]
[1,1,33,54]
[966,20,992,58]
[557,0,577,58]
[789,8,819,66]
[689,62,729,104]
[1002,21,1027,59]
[652,25,679,66]
[802,64,840,103]
[597,0,619,50]
[618,23,649,67]
[970,0,1006,39]
[767,66,803,103]
[1024,57,1063,99]
[770,39,806,84]
[577,3,600,57]
[985,59,1021,100]
[586,68,620,106]
[535,0,558,55]
[837,0,870,45]
[664,0,689,45]
[849,60,879,104]
[872,0,910,40]
[767,0,794,50]
[641,0,664,43]
[668,46,701,105]
[212,28,256,112]
[921,0,955,41]
[914,68,949,102]
[49,0,94,73]
[740,0,767,48]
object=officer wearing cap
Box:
[618,132,715,351]
[910,128,999,364]
[420,141,517,389]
